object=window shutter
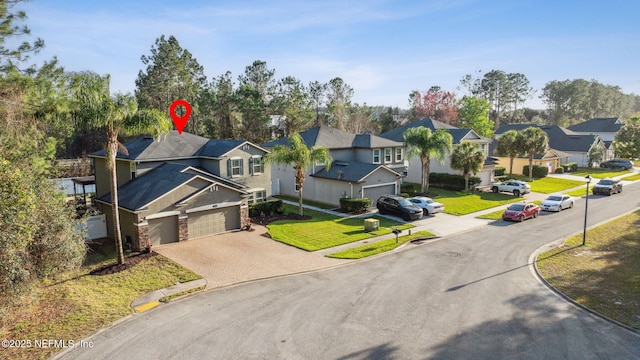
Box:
[227,159,231,176]
[248,157,253,175]
[240,159,244,175]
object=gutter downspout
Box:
[350,183,353,198]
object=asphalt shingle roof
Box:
[262,126,403,149]
[567,117,623,133]
[494,124,599,153]
[91,131,252,160]
[96,163,250,211]
[379,118,474,144]
[311,160,399,183]
[97,163,199,211]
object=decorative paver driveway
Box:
[154,225,347,289]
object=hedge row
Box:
[561,162,578,172]
[249,199,283,218]
[494,166,506,177]
[339,198,372,213]
[429,172,482,191]
[522,165,549,178]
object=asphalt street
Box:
[59,182,640,360]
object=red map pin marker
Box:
[169,99,192,134]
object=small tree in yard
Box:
[264,133,332,216]
[450,141,485,191]
[403,126,453,193]
[72,72,171,265]
[495,130,521,178]
[519,127,549,180]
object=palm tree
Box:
[264,133,332,215]
[495,130,521,178]
[450,141,485,191]
[403,126,453,193]
[519,127,549,180]
[72,72,171,264]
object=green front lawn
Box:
[537,210,640,329]
[273,195,337,210]
[428,188,524,216]
[267,204,413,251]
[327,230,435,259]
[528,177,584,194]
[571,168,632,178]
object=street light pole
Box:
[582,174,592,246]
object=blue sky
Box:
[25,0,640,109]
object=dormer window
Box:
[372,149,381,164]
[384,148,392,163]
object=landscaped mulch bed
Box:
[89,251,157,276]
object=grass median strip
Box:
[536,210,640,329]
[268,204,413,251]
[528,177,584,194]
[327,230,436,259]
[570,168,632,178]
[621,173,640,181]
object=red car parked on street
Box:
[502,202,540,222]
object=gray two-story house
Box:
[263,126,404,208]
[90,131,271,250]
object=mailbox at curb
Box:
[364,218,379,232]
[392,227,402,243]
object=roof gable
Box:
[567,117,624,133]
[90,131,267,161]
[311,160,400,183]
[379,118,479,144]
[262,126,403,149]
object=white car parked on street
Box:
[540,194,574,212]
[409,196,445,215]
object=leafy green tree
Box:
[135,35,206,134]
[264,133,332,215]
[0,158,85,297]
[614,123,640,159]
[377,107,399,133]
[73,72,171,265]
[450,141,485,191]
[236,60,275,143]
[495,130,521,178]
[457,96,493,137]
[403,126,453,193]
[346,103,376,134]
[0,0,44,73]
[519,127,548,180]
[587,144,604,168]
[207,71,237,139]
[273,76,314,136]
[308,80,327,126]
[326,77,353,130]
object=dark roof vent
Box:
[143,136,153,140]
[335,161,348,166]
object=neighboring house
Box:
[567,117,625,160]
[493,124,606,170]
[89,131,271,250]
[379,118,495,186]
[262,126,404,208]
[489,141,570,175]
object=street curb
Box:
[528,208,640,335]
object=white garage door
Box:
[363,184,396,208]
[188,206,241,239]
[148,216,179,246]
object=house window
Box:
[252,156,263,174]
[395,148,403,162]
[231,158,243,176]
[372,149,381,164]
[384,148,392,163]
[249,190,266,204]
